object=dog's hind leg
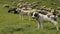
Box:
[51,21,59,31]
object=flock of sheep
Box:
[3,0,60,31]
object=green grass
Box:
[0,0,60,34]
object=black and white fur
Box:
[8,8,19,14]
[31,12,59,31]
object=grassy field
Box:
[0,0,60,34]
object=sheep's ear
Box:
[30,12,33,16]
[38,12,41,13]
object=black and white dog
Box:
[31,11,59,31]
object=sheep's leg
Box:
[28,13,30,23]
[37,22,40,29]
[19,14,21,23]
[20,9,23,20]
[19,13,24,23]
[21,14,23,21]
[19,14,22,23]
[29,15,30,22]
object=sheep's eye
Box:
[30,13,33,16]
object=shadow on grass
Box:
[45,27,60,31]
[1,27,24,34]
